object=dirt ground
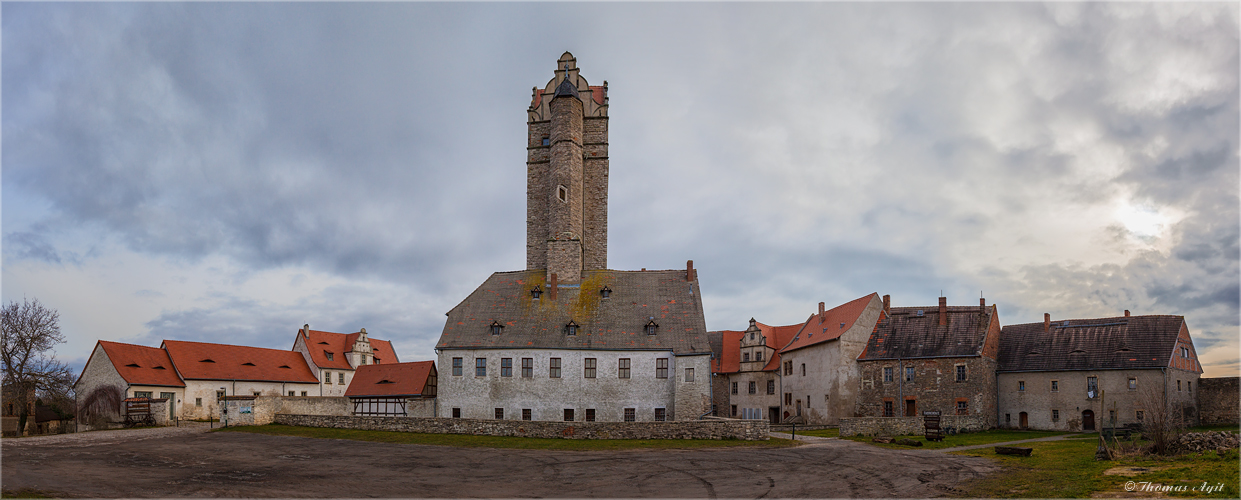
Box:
[2,424,999,498]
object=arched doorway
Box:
[1082,410,1095,431]
[1019,412,1028,429]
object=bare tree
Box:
[1137,384,1185,455]
[77,384,124,429]
[2,298,73,435]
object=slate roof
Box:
[781,294,878,353]
[998,315,1194,373]
[95,340,185,388]
[437,269,710,354]
[344,361,436,398]
[299,329,399,370]
[859,305,996,360]
[162,340,319,383]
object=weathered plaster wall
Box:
[781,297,883,424]
[998,368,1201,431]
[725,370,780,420]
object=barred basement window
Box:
[563,409,574,422]
[584,358,597,378]
[522,357,533,377]
[656,358,668,379]
[654,408,666,421]
[618,358,630,378]
[501,358,512,377]
[624,408,636,422]
[495,408,504,420]
[522,409,532,421]
[585,409,596,421]
[452,357,462,376]
[550,358,561,378]
[452,408,461,418]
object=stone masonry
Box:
[275,413,767,440]
[1198,377,1240,426]
[839,415,990,437]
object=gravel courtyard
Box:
[2,424,998,498]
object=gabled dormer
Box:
[739,318,773,372]
[348,328,375,368]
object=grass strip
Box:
[217,423,797,450]
[841,429,1070,450]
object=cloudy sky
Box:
[4,2,1238,378]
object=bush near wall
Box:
[839,415,990,436]
[273,414,769,441]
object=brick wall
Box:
[839,415,990,437]
[1198,377,1239,426]
[274,414,769,440]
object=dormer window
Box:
[153,366,166,370]
[565,320,579,336]
[200,359,215,363]
[242,362,256,366]
[645,319,658,336]
[531,286,542,300]
[326,351,334,361]
[490,320,504,336]
[600,286,612,299]
[557,185,568,203]
[126,363,140,368]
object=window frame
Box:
[618,358,630,379]
[748,381,757,394]
[452,357,463,376]
[522,409,532,421]
[521,357,533,378]
[684,367,694,382]
[731,381,738,394]
[955,364,967,382]
[767,379,776,395]
[1050,380,1059,392]
[584,357,597,378]
[1018,380,1025,392]
[624,408,636,422]
[656,358,668,379]
[904,366,914,382]
[494,408,504,420]
[563,408,574,422]
[956,400,968,415]
[883,367,893,383]
[475,358,487,377]
[654,408,666,422]
[549,357,561,378]
[501,358,513,377]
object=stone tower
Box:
[526,52,609,283]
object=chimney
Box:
[1124,310,1130,317]
[1044,313,1051,331]
[882,294,890,315]
[938,296,947,326]
[818,302,826,323]
[550,273,558,301]
[303,324,310,339]
[980,297,986,309]
[686,260,695,281]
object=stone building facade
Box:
[1198,377,1239,426]
[997,313,1203,431]
[74,340,187,428]
[292,326,400,397]
[854,297,1000,428]
[436,54,711,422]
[778,294,884,425]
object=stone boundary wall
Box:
[1198,377,1240,426]
[839,415,990,437]
[274,414,769,440]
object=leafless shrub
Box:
[78,385,124,429]
[1137,385,1185,455]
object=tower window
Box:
[541,135,549,146]
[557,185,568,203]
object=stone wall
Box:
[274,413,769,440]
[856,356,998,427]
[839,415,990,437]
[1198,377,1239,426]
[221,396,353,426]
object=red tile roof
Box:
[162,340,318,383]
[96,340,185,387]
[301,329,399,370]
[344,361,436,398]
[781,294,877,353]
[712,320,804,374]
[711,330,744,373]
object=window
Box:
[730,405,737,417]
[1177,380,1182,391]
[685,368,694,382]
[955,364,967,382]
[883,400,894,417]
[452,357,462,376]
[904,366,914,382]
[289,391,296,396]
[645,320,658,336]
[324,372,332,384]
[541,136,549,146]
[550,358,561,378]
[654,408,666,422]
[326,352,334,361]
[564,320,578,336]
[1087,376,1098,396]
[1051,380,1059,392]
[1188,381,1192,394]
[490,321,503,336]
[195,398,202,407]
[522,358,533,377]
[956,400,968,415]
[767,380,775,395]
[522,409,532,421]
[624,408,636,422]
[339,373,345,384]
[785,393,792,406]
[618,358,630,379]
[475,358,487,377]
[883,367,893,382]
[1006,414,1011,424]
[495,408,504,420]
[784,361,793,375]
[530,286,542,300]
[557,185,568,203]
[563,409,574,422]
[1181,346,1189,357]
[216,390,225,400]
[1136,410,1144,421]
[801,363,806,376]
[301,391,307,396]
[748,381,757,394]
[1018,381,1025,392]
[755,351,763,362]
[1052,409,1060,421]
[731,382,738,394]
[656,358,668,379]
[374,358,380,365]
[501,358,512,377]
[1129,378,1137,390]
[585,409,595,422]
[743,352,750,362]
[584,358,597,378]
[600,286,611,299]
[452,408,461,418]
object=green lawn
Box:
[794,428,839,438]
[216,423,798,450]
[843,429,1070,450]
[955,437,1240,498]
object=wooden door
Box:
[1082,410,1095,430]
[768,407,780,424]
[1019,412,1028,429]
[905,400,916,417]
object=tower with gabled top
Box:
[526,52,609,283]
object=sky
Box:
[3,2,1238,379]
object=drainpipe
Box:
[897,359,903,416]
